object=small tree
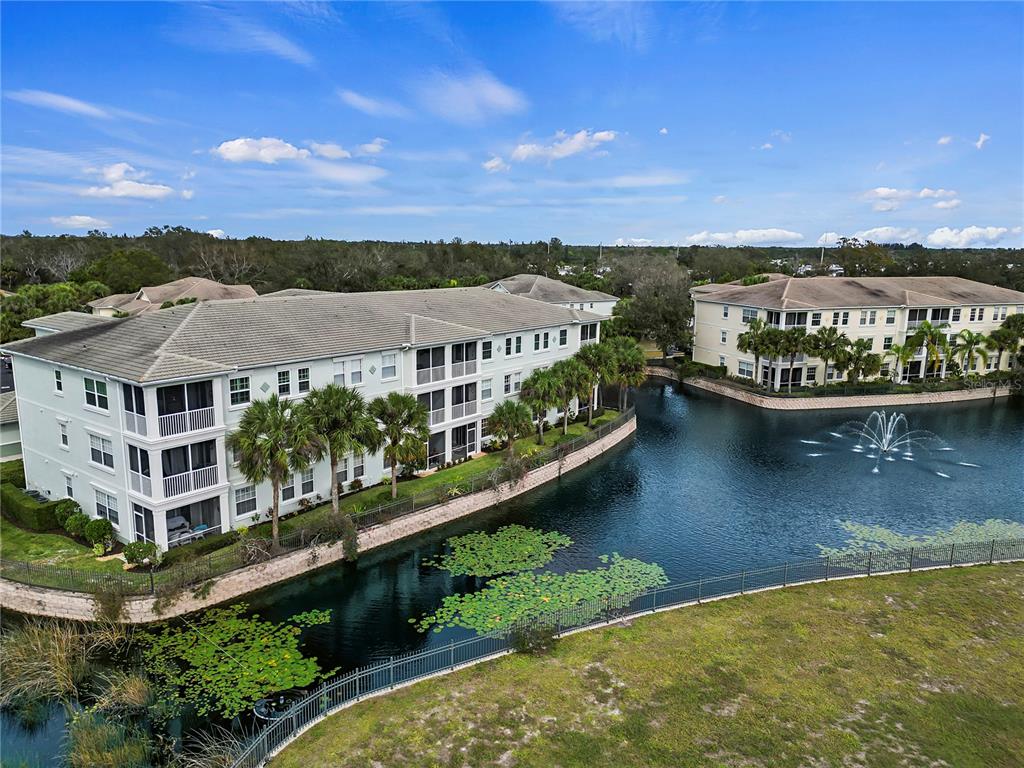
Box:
[576,342,614,424]
[520,369,559,445]
[486,400,533,458]
[779,327,807,393]
[908,320,949,380]
[736,317,770,387]
[835,338,882,384]
[550,358,591,434]
[607,337,647,409]
[805,326,849,387]
[953,330,989,378]
[369,392,429,498]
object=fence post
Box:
[783,562,788,587]
[697,576,702,604]
[449,639,455,671]
[389,656,394,689]
[867,551,872,577]
[908,547,914,573]
[990,539,996,564]
[740,570,745,595]
[824,556,830,581]
[949,542,955,567]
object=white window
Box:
[859,310,876,326]
[334,361,346,386]
[741,308,758,324]
[353,453,365,478]
[54,370,63,393]
[811,312,821,327]
[720,330,728,344]
[559,329,567,346]
[504,372,521,394]
[381,353,397,379]
[84,378,108,410]
[336,456,349,484]
[831,311,840,325]
[278,370,291,396]
[543,332,550,349]
[722,305,730,318]
[230,376,250,406]
[482,341,493,361]
[505,336,522,356]
[806,366,817,382]
[235,485,257,517]
[999,306,1007,320]
[841,311,849,326]
[64,473,73,498]
[718,355,727,367]
[59,421,69,448]
[978,308,985,321]
[482,378,493,400]
[301,468,314,495]
[298,367,310,393]
[534,333,541,351]
[95,489,119,526]
[886,309,897,325]
[883,336,893,350]
[737,361,754,378]
[350,359,363,386]
[952,308,961,322]
[282,475,295,501]
[89,434,114,468]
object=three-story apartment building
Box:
[3,288,603,550]
[692,276,1024,388]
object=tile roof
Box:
[0,391,17,425]
[22,311,118,333]
[484,274,618,304]
[3,288,603,383]
[691,276,1024,310]
[87,276,257,315]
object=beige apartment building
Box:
[692,276,1024,389]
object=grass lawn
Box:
[275,564,1024,768]
[0,515,124,573]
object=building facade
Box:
[3,288,602,550]
[692,276,1024,388]
[485,274,619,317]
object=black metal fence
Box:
[0,408,636,597]
[226,537,1024,768]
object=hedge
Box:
[0,459,26,489]
[1,482,60,531]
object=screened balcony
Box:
[161,440,219,498]
[166,497,223,548]
[157,380,215,437]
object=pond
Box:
[248,382,1024,671]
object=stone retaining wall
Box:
[1,416,637,623]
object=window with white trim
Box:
[301,468,314,495]
[278,370,291,396]
[336,457,349,484]
[350,359,363,385]
[543,332,550,349]
[741,308,758,324]
[559,329,567,346]
[952,308,961,322]
[503,372,521,394]
[381,353,397,379]
[886,309,897,325]
[719,355,727,367]
[806,366,817,382]
[534,333,541,351]
[282,475,295,501]
[482,341,493,360]
[720,330,728,344]
[353,453,365,478]
[737,360,754,378]
[883,336,893,350]
[333,361,346,386]
[95,489,119,526]
[298,367,310,393]
[481,378,493,400]
[59,421,69,448]
[722,305,730,318]
[54,370,63,393]
[84,378,108,410]
[64,473,73,499]
[89,434,114,468]
[230,376,250,406]
[235,485,257,517]
[811,312,821,327]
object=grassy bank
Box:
[0,516,123,573]
[276,563,1024,768]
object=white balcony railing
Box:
[428,407,446,426]
[124,411,147,436]
[163,465,218,498]
[158,407,216,437]
[451,360,477,378]
[129,471,152,497]
[451,400,478,419]
[581,338,598,346]
[416,365,446,385]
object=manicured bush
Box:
[349,478,364,492]
[84,518,115,549]
[0,483,60,531]
[54,499,82,528]
[0,459,26,489]
[123,541,159,566]
[64,512,90,538]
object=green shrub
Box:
[159,530,239,567]
[64,512,91,538]
[0,459,26,488]
[1,483,60,531]
[54,498,82,527]
[84,518,115,548]
[123,541,159,566]
[349,477,364,492]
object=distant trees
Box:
[0,281,110,343]
[74,249,172,294]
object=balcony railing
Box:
[451,400,478,419]
[158,407,216,437]
[129,471,152,497]
[416,365,445,385]
[581,337,598,346]
[163,465,218,498]
[451,360,477,378]
[124,411,147,436]
[428,408,446,426]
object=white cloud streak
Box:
[214,137,311,163]
[974,132,990,150]
[511,129,616,162]
[336,88,411,118]
[482,156,510,173]
[80,163,174,199]
[50,215,109,229]
[415,71,527,124]
[925,225,1010,247]
[685,228,803,246]
[309,142,351,159]
[937,135,953,146]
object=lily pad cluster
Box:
[413,553,668,634]
[819,518,1024,556]
[423,524,573,577]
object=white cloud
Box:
[866,186,915,201]
[309,142,351,160]
[659,127,669,135]
[206,229,226,239]
[511,129,616,162]
[816,232,840,247]
[482,156,510,173]
[416,70,527,124]
[81,163,174,199]
[864,186,957,212]
[771,129,792,142]
[304,159,387,184]
[759,143,773,151]
[214,137,311,163]
[974,132,990,150]
[177,7,314,67]
[925,225,1009,248]
[613,237,656,246]
[937,135,953,146]
[552,1,652,51]
[357,137,388,156]
[853,226,919,243]
[872,200,900,212]
[181,189,195,200]
[537,171,688,188]
[685,228,803,246]
[50,215,109,229]
[336,89,411,118]
[712,195,727,204]
[7,89,110,119]
[933,199,961,210]
[918,187,957,199]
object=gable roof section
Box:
[22,311,118,334]
[3,288,603,383]
[87,276,257,314]
[485,274,618,304]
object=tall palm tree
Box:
[576,342,613,426]
[835,338,882,384]
[953,330,989,378]
[303,384,382,518]
[550,357,591,434]
[779,327,807,393]
[487,400,533,458]
[608,336,647,409]
[226,395,318,548]
[985,327,1019,372]
[805,326,849,386]
[369,392,429,498]
[736,318,770,387]
[884,342,915,383]
[759,327,786,391]
[908,320,949,380]
[520,368,560,445]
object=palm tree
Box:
[779,327,807,393]
[834,338,882,384]
[550,358,591,434]
[985,327,1019,372]
[736,318,770,387]
[908,320,949,380]
[759,327,785,391]
[884,342,914,383]
[226,395,318,548]
[576,343,613,426]
[487,400,532,458]
[805,326,849,386]
[369,392,429,498]
[303,384,382,518]
[520,368,559,445]
[953,330,989,378]
[608,336,647,409]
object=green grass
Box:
[0,515,123,573]
[275,564,1024,768]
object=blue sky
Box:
[2,1,1021,247]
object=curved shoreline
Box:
[0,414,637,623]
[647,366,1015,410]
